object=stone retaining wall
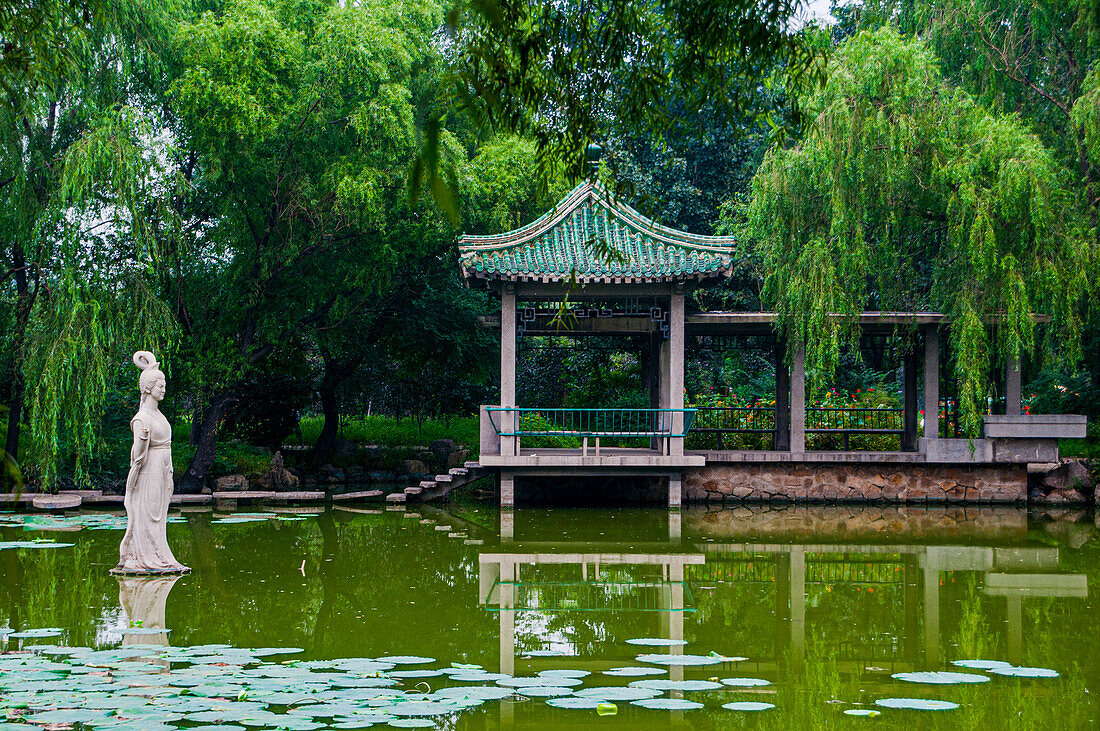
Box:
[684,503,1026,541]
[683,463,1026,504]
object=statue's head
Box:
[134,351,166,401]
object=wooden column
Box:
[923,327,940,440]
[668,291,685,457]
[774,338,791,451]
[903,343,919,452]
[790,343,806,454]
[1005,357,1022,415]
[500,287,516,457]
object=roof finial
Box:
[585,143,603,180]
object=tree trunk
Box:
[312,372,341,459]
[5,382,22,465]
[176,392,235,494]
[189,402,204,446]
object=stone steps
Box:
[331,490,384,502]
[396,462,490,505]
[385,492,406,503]
[403,486,423,496]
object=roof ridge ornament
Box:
[585,143,603,180]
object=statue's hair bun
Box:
[133,351,159,371]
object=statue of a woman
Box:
[111,352,189,575]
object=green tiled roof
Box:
[459,182,736,284]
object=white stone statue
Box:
[111,351,189,575]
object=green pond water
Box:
[1,502,1097,729]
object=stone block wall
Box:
[684,504,1026,542]
[683,463,1026,504]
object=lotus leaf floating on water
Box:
[988,666,1059,678]
[875,697,960,710]
[891,671,990,684]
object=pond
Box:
[1,502,1097,729]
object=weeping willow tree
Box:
[21,109,179,487]
[742,28,1092,435]
[0,0,183,487]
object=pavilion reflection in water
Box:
[480,507,1088,680]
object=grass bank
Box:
[287,414,479,455]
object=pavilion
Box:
[458,181,1086,507]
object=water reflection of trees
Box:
[1,511,500,664]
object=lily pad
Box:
[432,686,514,701]
[573,687,661,701]
[722,701,775,711]
[844,709,881,717]
[545,697,605,710]
[987,666,1059,678]
[625,638,688,646]
[0,541,74,550]
[497,676,583,688]
[632,698,704,710]
[875,698,959,711]
[517,686,575,697]
[333,659,396,673]
[376,655,434,665]
[603,667,667,677]
[629,679,722,691]
[387,720,436,728]
[891,671,989,685]
[721,677,771,687]
[538,669,590,679]
[951,659,1013,670]
[635,653,726,666]
[387,701,462,717]
[7,627,64,638]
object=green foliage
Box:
[742,28,1091,435]
[431,0,828,195]
[291,414,479,454]
[0,0,183,486]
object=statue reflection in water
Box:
[115,575,181,669]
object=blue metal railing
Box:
[485,407,697,438]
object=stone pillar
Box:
[1005,357,1022,416]
[923,327,940,440]
[668,472,681,508]
[500,287,517,457]
[1005,595,1023,665]
[774,338,791,451]
[789,547,806,666]
[668,291,685,457]
[499,471,514,508]
[659,334,671,454]
[790,343,806,454]
[903,344,919,452]
[923,567,940,665]
[648,333,663,450]
[499,559,515,677]
[659,559,687,682]
[500,508,514,542]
